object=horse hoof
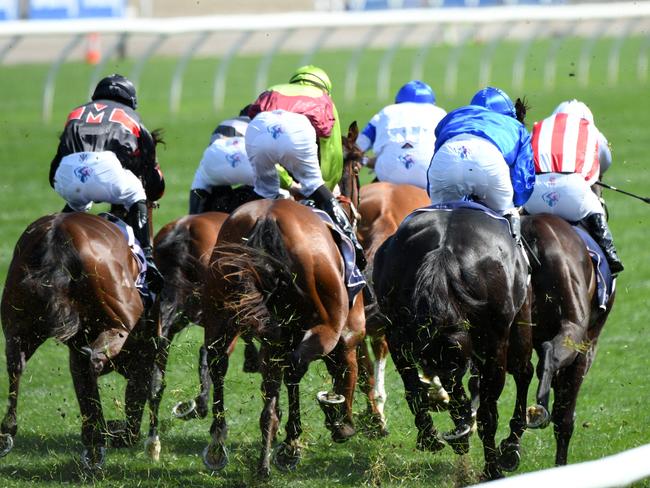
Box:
[80,446,107,474]
[416,432,445,453]
[172,399,199,420]
[272,442,301,472]
[145,435,161,462]
[331,422,356,443]
[0,433,14,457]
[420,375,450,412]
[526,404,550,429]
[443,424,471,455]
[203,442,228,472]
[497,442,521,472]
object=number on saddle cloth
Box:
[298,203,366,304]
[98,212,153,303]
[572,225,615,310]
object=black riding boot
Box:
[581,213,624,275]
[310,185,367,271]
[127,200,164,293]
[189,188,211,215]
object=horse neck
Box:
[338,157,361,223]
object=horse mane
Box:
[21,215,83,342]
[412,247,486,330]
[213,218,306,336]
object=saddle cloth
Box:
[98,213,153,303]
[403,199,509,228]
[307,208,366,304]
[572,226,615,310]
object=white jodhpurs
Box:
[191,136,254,191]
[54,151,145,211]
[245,110,322,199]
[375,142,431,190]
[523,172,605,221]
[427,134,514,213]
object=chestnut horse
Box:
[373,206,533,480]
[0,212,155,472]
[522,213,616,466]
[356,182,430,434]
[201,122,367,477]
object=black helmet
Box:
[92,74,137,109]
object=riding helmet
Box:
[289,65,332,94]
[395,80,436,105]
[470,86,516,119]
[92,74,138,109]
[553,99,594,123]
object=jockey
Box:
[523,99,623,274]
[356,80,447,189]
[427,86,535,243]
[49,73,165,292]
[189,114,295,214]
[246,64,367,270]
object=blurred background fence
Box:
[1,1,649,121]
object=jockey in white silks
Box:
[356,80,447,190]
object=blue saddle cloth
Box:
[404,199,509,228]
[307,208,366,304]
[572,226,615,310]
[98,213,154,305]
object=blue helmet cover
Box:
[395,80,436,104]
[470,86,516,119]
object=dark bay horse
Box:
[522,213,616,466]
[0,212,156,471]
[356,182,431,433]
[373,206,533,480]
[146,211,227,459]
[200,122,367,477]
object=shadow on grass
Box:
[0,428,479,487]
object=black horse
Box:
[373,205,533,480]
[522,213,616,466]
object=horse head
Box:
[339,121,362,226]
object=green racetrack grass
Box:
[0,37,649,487]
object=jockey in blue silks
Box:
[426,86,535,243]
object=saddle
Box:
[98,213,156,307]
[572,225,615,310]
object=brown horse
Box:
[201,122,367,477]
[356,182,431,433]
[146,211,262,459]
[373,205,534,480]
[522,213,616,466]
[0,212,156,472]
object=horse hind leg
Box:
[258,344,283,477]
[0,333,46,457]
[528,320,584,429]
[321,342,358,443]
[551,353,589,466]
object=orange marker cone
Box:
[85,33,101,65]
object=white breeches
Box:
[427,134,514,214]
[191,136,254,191]
[245,110,322,199]
[523,172,604,221]
[54,151,145,211]
[375,143,431,190]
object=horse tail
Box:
[212,218,305,335]
[155,224,198,300]
[412,247,486,328]
[22,216,84,342]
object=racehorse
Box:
[146,211,260,459]
[373,205,533,480]
[356,182,431,434]
[522,213,616,466]
[0,212,156,472]
[200,122,367,477]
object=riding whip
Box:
[595,181,650,204]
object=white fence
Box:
[1,2,649,121]
[470,443,650,487]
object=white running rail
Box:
[1,2,649,121]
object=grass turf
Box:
[0,37,649,487]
